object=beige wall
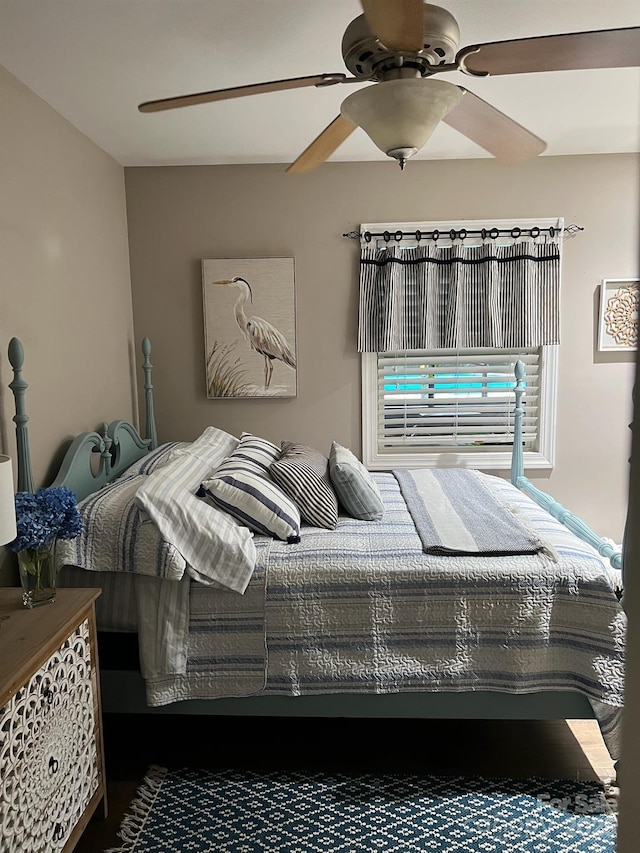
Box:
[125,153,638,542]
[0,67,136,583]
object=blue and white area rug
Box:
[106,766,617,853]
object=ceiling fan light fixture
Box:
[340,78,463,168]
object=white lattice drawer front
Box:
[0,618,100,852]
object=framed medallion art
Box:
[202,257,297,398]
[597,278,639,352]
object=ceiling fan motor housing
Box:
[341,3,460,81]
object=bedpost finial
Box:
[141,337,158,450]
[8,338,24,369]
[514,360,525,381]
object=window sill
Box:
[365,448,553,471]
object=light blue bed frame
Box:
[7,337,624,723]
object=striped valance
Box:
[358,240,561,352]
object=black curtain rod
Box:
[343,224,583,242]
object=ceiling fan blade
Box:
[138,73,348,113]
[459,27,640,76]
[360,0,424,52]
[443,88,546,164]
[286,115,358,174]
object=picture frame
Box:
[597,278,639,352]
[202,257,297,398]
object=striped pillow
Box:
[122,441,190,477]
[233,432,281,474]
[200,433,301,543]
[270,441,338,530]
[329,442,384,521]
[132,427,239,483]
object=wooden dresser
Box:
[0,588,107,852]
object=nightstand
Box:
[0,588,107,852]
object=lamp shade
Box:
[340,78,462,165]
[0,455,17,546]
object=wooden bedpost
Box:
[510,360,525,487]
[7,338,34,493]
[141,338,158,450]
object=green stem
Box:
[34,554,43,593]
[20,541,55,595]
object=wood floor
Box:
[74,714,615,852]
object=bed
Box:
[6,337,626,764]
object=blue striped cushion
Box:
[329,442,384,521]
[200,433,301,543]
[270,442,338,530]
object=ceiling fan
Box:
[138,0,640,172]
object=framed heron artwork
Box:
[202,257,298,398]
[597,277,639,352]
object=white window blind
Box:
[378,348,539,453]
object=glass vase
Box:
[17,539,57,608]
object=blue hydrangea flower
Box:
[8,486,83,552]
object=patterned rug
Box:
[106,766,617,853]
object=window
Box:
[362,345,557,470]
[359,218,561,471]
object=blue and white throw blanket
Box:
[393,468,553,557]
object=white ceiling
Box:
[1,0,639,168]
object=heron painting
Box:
[202,257,297,398]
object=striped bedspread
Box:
[393,468,551,556]
[139,472,625,760]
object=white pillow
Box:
[166,426,239,475]
[234,432,281,474]
[121,441,190,477]
[200,433,301,543]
